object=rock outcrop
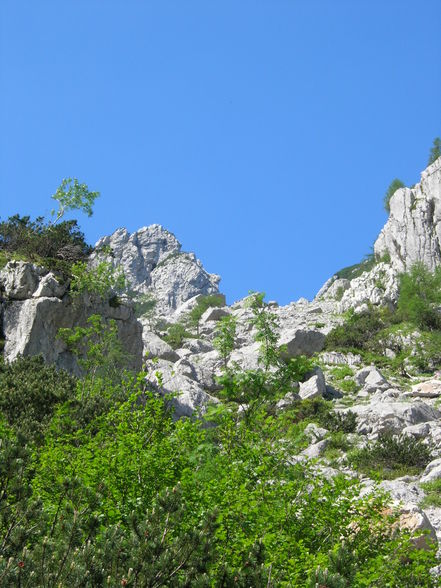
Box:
[375,157,441,272]
[0,261,143,375]
[92,224,221,315]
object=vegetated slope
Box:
[1,158,441,584]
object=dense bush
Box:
[350,433,432,479]
[397,263,441,330]
[325,306,395,352]
[0,214,91,272]
[0,292,438,584]
[0,355,77,442]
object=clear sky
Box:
[1,1,440,304]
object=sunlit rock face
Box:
[375,157,441,272]
[92,224,221,315]
[317,157,441,311]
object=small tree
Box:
[51,178,100,224]
[384,178,405,213]
[213,314,237,368]
[186,294,225,335]
[428,137,441,166]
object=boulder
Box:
[279,328,325,358]
[200,306,229,324]
[355,366,389,391]
[345,400,441,437]
[411,379,441,398]
[299,368,326,400]
[142,330,180,362]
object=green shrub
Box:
[325,306,394,352]
[163,322,194,349]
[335,253,376,281]
[397,263,441,330]
[186,294,225,334]
[0,214,91,272]
[428,137,441,166]
[0,356,77,442]
[420,479,441,508]
[350,433,432,479]
[384,178,405,213]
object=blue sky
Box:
[1,1,440,304]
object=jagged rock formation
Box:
[375,157,441,272]
[92,224,221,315]
[0,261,142,375]
[317,157,441,310]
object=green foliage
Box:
[0,356,76,443]
[58,314,132,384]
[163,322,195,349]
[290,398,357,433]
[420,479,441,508]
[51,177,100,224]
[335,253,377,281]
[246,292,280,370]
[384,178,405,213]
[397,263,441,330]
[428,137,441,166]
[70,260,126,301]
[213,314,237,368]
[350,433,432,479]
[186,294,225,335]
[326,306,395,352]
[0,214,91,272]
[0,279,438,583]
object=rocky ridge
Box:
[1,157,441,553]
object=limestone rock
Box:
[355,366,390,394]
[345,400,441,437]
[279,328,325,358]
[144,358,217,418]
[2,294,142,375]
[200,306,229,324]
[420,458,441,484]
[411,379,441,398]
[92,225,221,315]
[299,368,326,400]
[0,261,43,300]
[142,330,179,362]
[375,157,441,273]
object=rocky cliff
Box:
[2,157,441,552]
[375,157,441,272]
[92,224,221,315]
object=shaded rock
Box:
[420,458,441,484]
[346,400,441,436]
[279,328,325,358]
[200,306,229,324]
[142,330,179,362]
[3,294,143,375]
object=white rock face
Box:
[144,358,217,418]
[375,157,441,272]
[92,225,221,315]
[0,261,143,375]
[345,399,441,437]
